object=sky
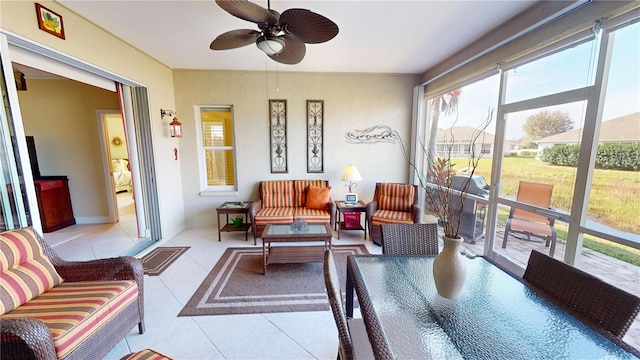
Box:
[437,21,640,140]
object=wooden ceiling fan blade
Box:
[269,37,305,65]
[210,29,260,50]
[215,0,279,24]
[279,9,339,44]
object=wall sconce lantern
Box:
[161,109,182,138]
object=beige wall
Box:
[174,70,421,227]
[106,115,128,160]
[17,79,119,221]
[1,1,184,240]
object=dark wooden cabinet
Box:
[34,178,75,233]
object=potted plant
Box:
[400,92,494,298]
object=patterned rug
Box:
[140,246,190,276]
[178,244,368,316]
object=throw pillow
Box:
[306,185,331,210]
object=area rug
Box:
[140,246,190,276]
[178,244,368,316]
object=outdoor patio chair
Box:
[502,181,557,256]
[366,183,421,246]
[323,250,374,360]
[380,223,439,255]
[523,250,640,338]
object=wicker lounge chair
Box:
[380,223,439,255]
[366,183,421,246]
[523,250,640,338]
[1,228,145,359]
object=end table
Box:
[216,201,253,244]
[335,200,367,239]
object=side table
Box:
[216,202,254,244]
[335,200,367,239]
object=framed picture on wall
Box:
[269,99,288,173]
[35,3,66,39]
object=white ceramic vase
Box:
[432,235,467,299]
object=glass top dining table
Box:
[346,254,639,360]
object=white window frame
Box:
[196,105,238,195]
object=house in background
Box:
[536,112,640,152]
[435,126,495,157]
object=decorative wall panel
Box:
[269,99,287,173]
[307,100,324,173]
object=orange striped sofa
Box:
[248,180,336,238]
[366,183,421,246]
[0,227,145,360]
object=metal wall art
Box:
[269,99,288,173]
[345,125,399,144]
[307,100,324,173]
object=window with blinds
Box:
[199,106,236,190]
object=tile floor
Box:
[44,209,639,359]
[46,218,378,360]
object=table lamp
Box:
[341,165,362,204]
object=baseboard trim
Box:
[75,216,112,224]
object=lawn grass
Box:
[448,155,640,265]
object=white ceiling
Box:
[55,0,535,74]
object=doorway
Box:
[2,33,162,255]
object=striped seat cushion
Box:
[124,348,173,360]
[371,209,414,225]
[294,207,331,223]
[1,228,64,314]
[1,280,138,359]
[261,181,294,208]
[254,207,295,225]
[293,180,328,207]
[377,183,415,212]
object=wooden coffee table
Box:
[261,223,332,274]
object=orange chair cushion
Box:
[1,280,138,359]
[0,228,64,314]
[294,180,327,207]
[377,183,415,212]
[305,185,331,210]
[261,181,294,208]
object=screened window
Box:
[199,106,236,191]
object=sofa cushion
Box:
[0,228,64,314]
[377,183,415,212]
[294,207,331,223]
[261,181,294,208]
[306,185,331,210]
[1,279,138,359]
[254,207,295,225]
[371,209,414,225]
[294,180,327,207]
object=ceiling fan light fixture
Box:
[256,35,285,55]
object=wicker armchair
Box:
[380,223,439,255]
[1,228,145,360]
[366,183,421,246]
[523,250,640,338]
[323,250,374,360]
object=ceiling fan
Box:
[210,0,339,65]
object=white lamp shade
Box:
[341,165,363,182]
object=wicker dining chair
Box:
[323,250,374,360]
[523,250,640,338]
[380,223,439,255]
